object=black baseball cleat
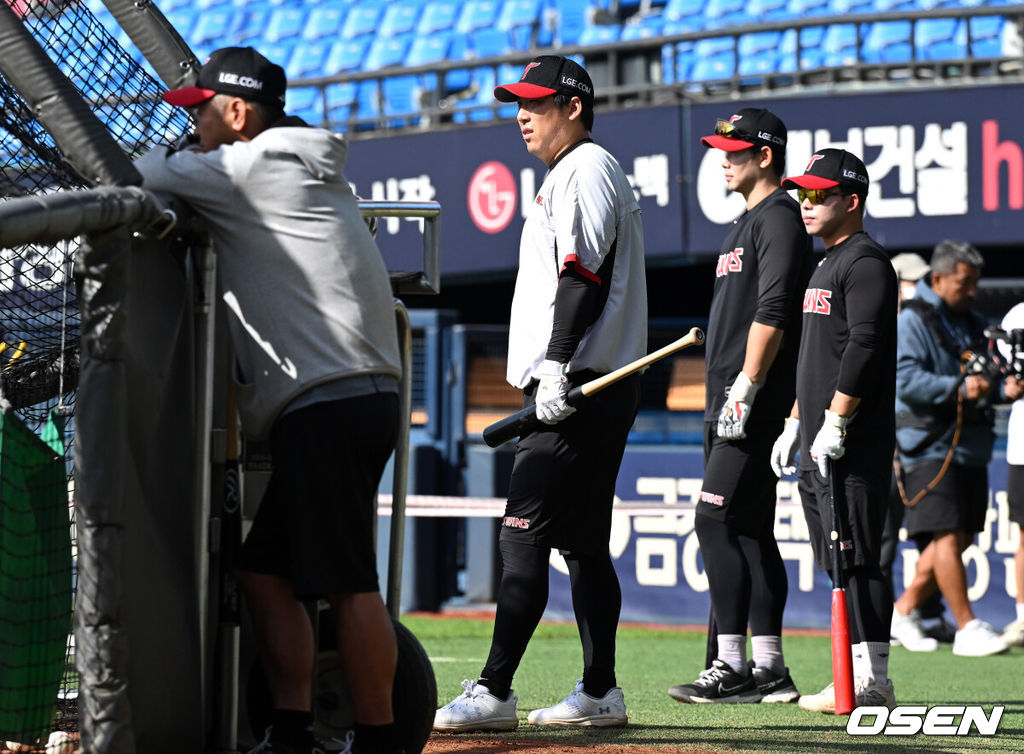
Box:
[667,659,761,703]
[749,661,800,703]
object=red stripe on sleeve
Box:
[561,254,602,285]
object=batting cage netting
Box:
[1,0,191,748]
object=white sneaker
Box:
[1002,618,1024,647]
[798,678,896,714]
[527,680,628,727]
[890,609,939,652]
[433,680,519,732]
[953,619,1010,657]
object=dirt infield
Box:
[424,736,709,753]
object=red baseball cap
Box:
[494,55,594,108]
[782,148,870,196]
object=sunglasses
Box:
[715,119,756,142]
[796,188,845,205]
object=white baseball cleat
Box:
[433,680,519,732]
[528,680,628,727]
[890,609,939,652]
[797,678,896,714]
[953,619,1010,657]
[1002,618,1024,648]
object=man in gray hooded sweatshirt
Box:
[135,47,403,754]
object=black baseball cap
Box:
[701,108,787,152]
[163,46,286,109]
[782,148,870,196]
[494,55,594,109]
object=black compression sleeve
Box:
[545,266,601,363]
[752,202,809,330]
[837,255,897,397]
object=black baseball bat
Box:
[482,327,705,448]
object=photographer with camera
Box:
[890,241,1023,657]
[998,302,1024,646]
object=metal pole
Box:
[386,300,413,620]
[191,240,217,740]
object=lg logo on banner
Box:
[847,706,1004,736]
[467,161,517,234]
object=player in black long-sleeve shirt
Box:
[770,148,899,713]
[668,109,812,704]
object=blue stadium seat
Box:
[382,76,422,126]
[264,6,306,43]
[407,31,454,65]
[787,0,830,17]
[821,24,860,67]
[326,81,358,123]
[621,14,665,41]
[379,0,425,38]
[324,37,371,74]
[341,3,385,39]
[301,2,349,41]
[689,37,736,81]
[915,18,965,60]
[164,8,198,39]
[259,40,299,73]
[871,0,919,11]
[861,21,912,63]
[456,0,501,34]
[355,81,383,127]
[780,25,828,69]
[661,40,695,83]
[738,31,785,77]
[748,0,795,20]
[190,7,235,46]
[663,0,704,26]
[829,0,873,14]
[578,23,622,46]
[445,34,475,93]
[364,33,414,70]
[470,27,513,57]
[234,7,273,43]
[553,0,590,46]
[287,86,323,125]
[967,16,1009,58]
[287,40,333,79]
[704,0,755,29]
[496,0,544,49]
[417,0,460,34]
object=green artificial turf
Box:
[403,614,1024,752]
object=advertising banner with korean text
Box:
[344,83,1024,278]
[544,446,1020,631]
[687,83,1024,255]
[343,106,684,279]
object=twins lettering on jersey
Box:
[503,516,531,529]
[699,491,724,507]
[716,247,743,278]
[803,287,833,315]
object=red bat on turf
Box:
[828,459,856,715]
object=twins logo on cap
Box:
[494,55,595,107]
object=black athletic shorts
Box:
[1008,464,1024,526]
[237,391,399,598]
[499,372,640,555]
[798,464,888,573]
[697,420,781,537]
[902,460,988,541]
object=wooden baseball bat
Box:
[482,327,705,448]
[828,459,856,715]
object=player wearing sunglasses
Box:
[668,109,812,705]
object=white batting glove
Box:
[535,360,576,425]
[770,416,801,477]
[810,410,848,476]
[717,371,760,440]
